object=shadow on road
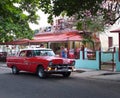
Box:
[5,71,76,80]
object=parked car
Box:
[6,48,75,78]
[0,52,7,62]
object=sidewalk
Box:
[75,68,120,81]
[0,62,7,67]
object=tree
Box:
[75,14,105,50]
[1,0,120,43]
[40,0,120,26]
[40,0,120,50]
[0,0,40,42]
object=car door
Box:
[17,50,27,71]
[24,50,34,72]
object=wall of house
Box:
[100,30,118,51]
[99,20,120,51]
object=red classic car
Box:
[6,48,75,78]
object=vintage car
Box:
[0,52,7,62]
[6,48,75,78]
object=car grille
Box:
[51,64,71,69]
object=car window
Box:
[33,50,55,56]
[26,50,32,57]
[46,51,55,56]
[33,50,41,56]
[19,51,26,57]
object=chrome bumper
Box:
[45,66,75,72]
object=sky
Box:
[29,10,50,30]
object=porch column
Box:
[48,42,51,48]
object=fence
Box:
[75,51,100,70]
[75,50,120,72]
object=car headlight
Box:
[71,61,75,66]
[49,61,53,66]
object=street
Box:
[0,66,120,98]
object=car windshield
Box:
[33,50,55,56]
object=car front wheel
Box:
[37,66,46,78]
[12,66,19,74]
[62,72,71,77]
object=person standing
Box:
[40,43,45,48]
[80,45,84,51]
[61,46,67,58]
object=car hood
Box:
[37,56,74,64]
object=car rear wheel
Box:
[37,66,46,78]
[12,66,19,74]
[62,72,71,77]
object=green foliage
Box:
[40,0,104,18]
[52,0,103,16]
[0,0,40,42]
[76,16,105,48]
[39,0,116,49]
[40,0,118,27]
[76,16,104,33]
[0,0,119,44]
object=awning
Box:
[2,30,100,45]
[30,31,83,43]
[5,39,30,45]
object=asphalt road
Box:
[0,66,120,98]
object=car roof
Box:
[21,48,52,51]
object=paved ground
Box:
[75,68,120,82]
[1,62,120,82]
